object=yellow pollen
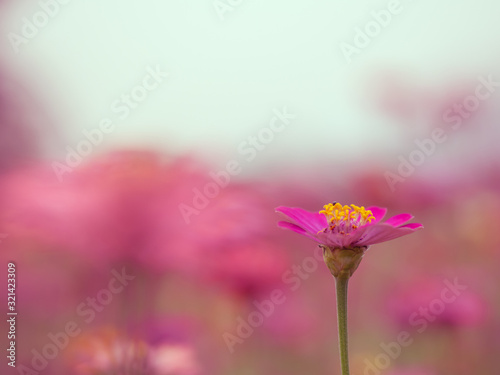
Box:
[319,202,375,226]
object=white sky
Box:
[1,0,499,171]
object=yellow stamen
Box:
[320,202,375,225]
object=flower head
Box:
[276,202,422,277]
[277,202,422,249]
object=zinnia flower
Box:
[276,202,422,375]
[276,202,422,278]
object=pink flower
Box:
[277,202,422,278]
[276,202,422,249]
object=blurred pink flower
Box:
[430,79,487,131]
[365,69,429,125]
[387,277,487,328]
[203,240,289,297]
[0,151,212,268]
[0,150,292,298]
[139,175,293,297]
[261,291,321,350]
[0,164,125,265]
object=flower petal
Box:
[344,225,370,246]
[399,222,423,230]
[366,206,387,224]
[384,213,414,227]
[368,227,420,245]
[355,223,421,246]
[275,206,327,234]
[277,221,321,242]
[316,231,344,248]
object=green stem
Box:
[335,275,350,375]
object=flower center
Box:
[319,202,375,234]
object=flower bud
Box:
[321,245,368,278]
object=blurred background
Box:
[0,0,499,374]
